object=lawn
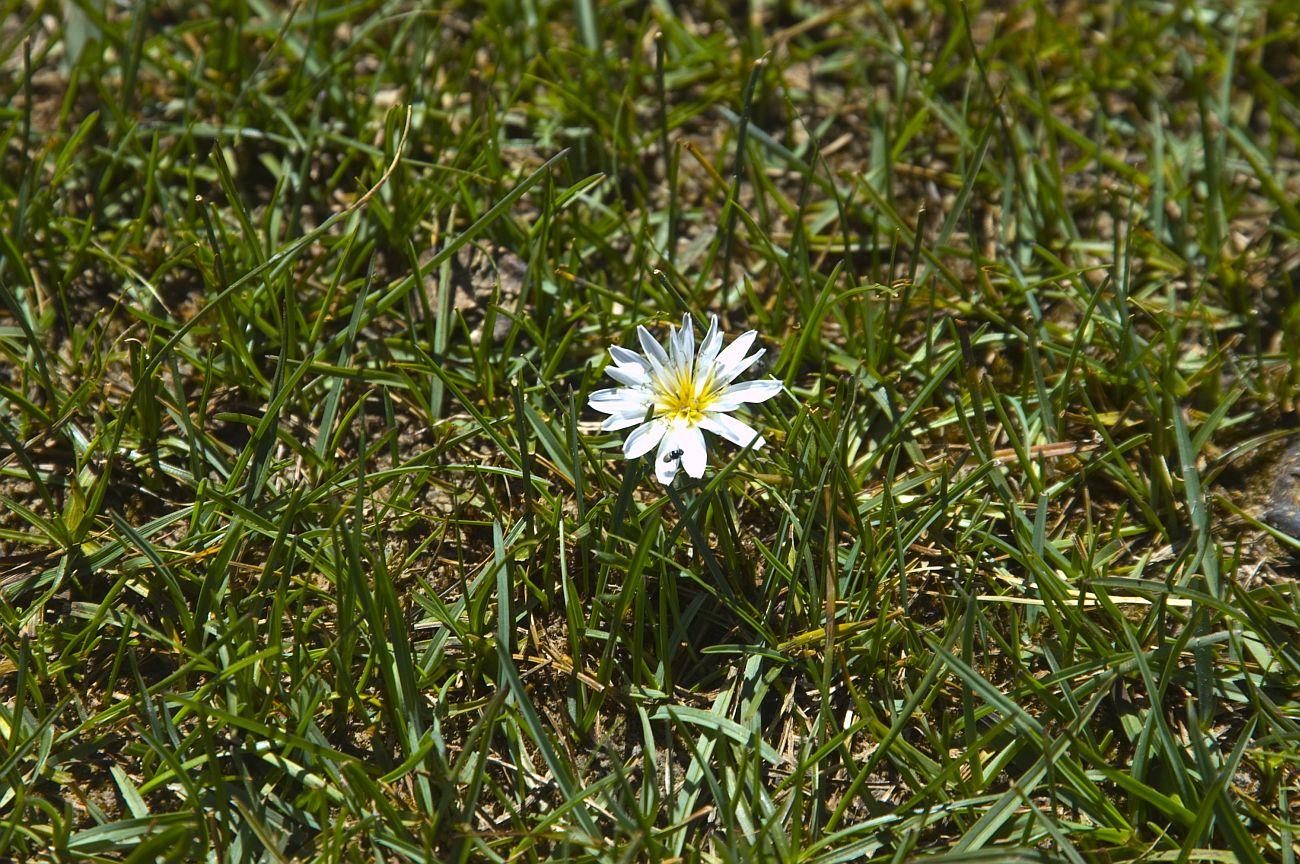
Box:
[1,0,1298,860]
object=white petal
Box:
[699,412,765,449]
[601,411,651,431]
[609,345,650,370]
[624,419,667,458]
[605,364,649,387]
[665,320,681,366]
[713,330,759,381]
[637,325,670,374]
[698,315,722,369]
[589,388,650,413]
[652,424,708,483]
[717,348,764,384]
[712,379,783,410]
[675,314,694,372]
[677,425,707,478]
[654,432,682,484]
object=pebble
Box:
[1264,439,1300,537]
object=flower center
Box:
[656,367,711,425]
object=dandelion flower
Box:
[589,314,783,484]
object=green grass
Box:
[1,0,1298,860]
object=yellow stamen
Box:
[656,366,712,425]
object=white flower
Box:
[589,314,783,484]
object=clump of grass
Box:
[0,1,1297,861]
